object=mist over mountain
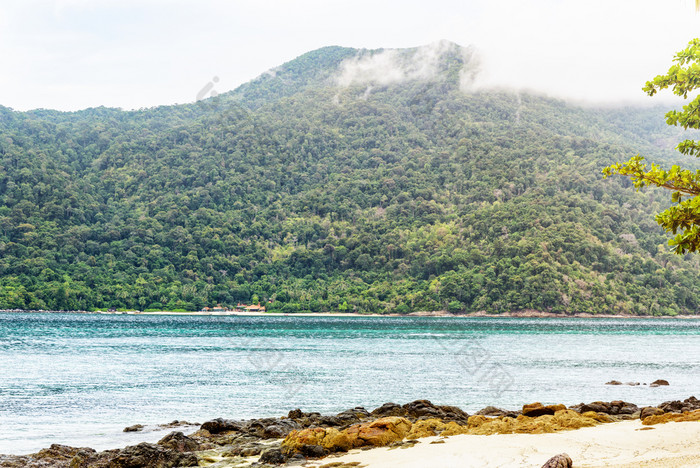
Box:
[0,43,697,315]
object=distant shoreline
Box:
[2,309,699,319]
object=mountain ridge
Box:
[0,45,698,315]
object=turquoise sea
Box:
[1,312,699,454]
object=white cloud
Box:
[0,0,699,111]
[335,40,480,96]
[465,0,700,104]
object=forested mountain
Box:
[1,41,698,315]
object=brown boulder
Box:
[157,431,199,452]
[334,407,371,426]
[570,400,638,417]
[288,409,306,419]
[347,416,412,447]
[371,402,407,418]
[434,404,471,424]
[575,402,609,414]
[640,407,664,420]
[400,400,469,423]
[259,448,287,465]
[476,406,508,416]
[610,400,639,416]
[522,402,566,417]
[651,379,669,386]
[541,453,573,468]
[200,418,244,434]
[247,418,301,438]
[123,424,144,433]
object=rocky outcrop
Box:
[658,396,700,413]
[650,379,670,386]
[0,442,199,468]
[0,444,101,468]
[467,409,604,435]
[569,400,638,418]
[7,397,700,467]
[642,408,700,425]
[282,416,412,456]
[107,442,198,467]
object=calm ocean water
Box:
[0,312,698,454]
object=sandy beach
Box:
[307,420,700,468]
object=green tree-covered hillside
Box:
[0,42,698,315]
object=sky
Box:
[1,0,700,111]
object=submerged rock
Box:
[123,424,144,432]
[158,420,198,429]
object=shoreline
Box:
[2,397,699,467]
[2,309,699,319]
[306,419,700,468]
